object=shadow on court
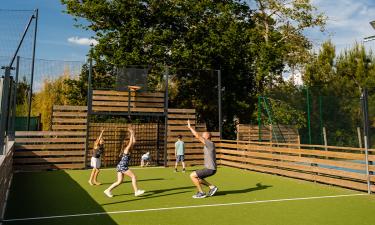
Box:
[101,186,194,206]
[99,177,165,185]
[4,170,118,225]
[215,183,272,196]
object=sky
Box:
[1,0,375,64]
[308,0,375,53]
[1,0,94,63]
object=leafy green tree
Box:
[15,76,31,116]
[32,76,70,130]
[251,0,326,84]
[63,64,114,106]
[304,40,336,86]
[301,42,375,146]
[61,0,325,138]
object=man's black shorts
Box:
[196,168,216,179]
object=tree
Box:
[300,41,375,146]
[61,0,324,137]
[304,40,335,86]
[251,0,326,84]
[15,76,31,116]
[32,76,70,130]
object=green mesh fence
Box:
[258,86,363,147]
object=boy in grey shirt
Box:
[175,135,186,172]
[187,120,218,199]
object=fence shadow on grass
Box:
[101,186,194,206]
[99,177,165,185]
[215,183,272,196]
[5,170,118,225]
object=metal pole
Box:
[322,127,328,151]
[319,95,323,145]
[357,127,363,149]
[156,117,160,165]
[361,89,371,194]
[0,67,12,154]
[218,70,222,139]
[8,13,35,68]
[258,96,262,141]
[306,87,312,144]
[10,56,20,139]
[163,67,169,167]
[27,9,38,131]
[84,58,93,169]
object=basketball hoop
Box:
[128,85,142,92]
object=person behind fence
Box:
[104,127,145,198]
[187,119,218,199]
[89,129,105,186]
[141,152,151,167]
[174,135,186,172]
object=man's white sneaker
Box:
[135,189,145,196]
[104,190,113,198]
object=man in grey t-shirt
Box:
[187,120,218,199]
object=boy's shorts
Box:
[176,155,184,162]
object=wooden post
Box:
[364,135,371,194]
[357,127,363,149]
[236,124,239,141]
[323,127,328,151]
[128,85,141,109]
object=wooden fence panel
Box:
[167,109,201,166]
[237,124,299,144]
[88,122,164,167]
[14,131,86,171]
[166,109,220,166]
[92,90,165,114]
[51,105,87,131]
[217,140,375,192]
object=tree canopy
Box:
[61,0,325,137]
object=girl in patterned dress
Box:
[104,127,145,197]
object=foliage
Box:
[32,76,70,130]
[15,76,31,116]
[266,41,375,147]
[61,0,325,138]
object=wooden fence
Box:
[167,109,200,166]
[167,108,220,166]
[88,122,164,167]
[14,131,86,171]
[92,90,165,114]
[52,105,87,131]
[237,124,300,144]
[217,140,375,192]
[0,142,14,220]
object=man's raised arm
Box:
[187,119,205,144]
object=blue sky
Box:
[1,0,375,63]
[308,0,375,54]
[1,0,94,62]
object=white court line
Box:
[3,193,367,222]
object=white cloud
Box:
[67,36,98,46]
[306,0,375,54]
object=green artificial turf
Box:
[4,166,375,225]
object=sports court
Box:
[4,166,375,225]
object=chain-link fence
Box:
[254,86,365,147]
[0,9,37,153]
